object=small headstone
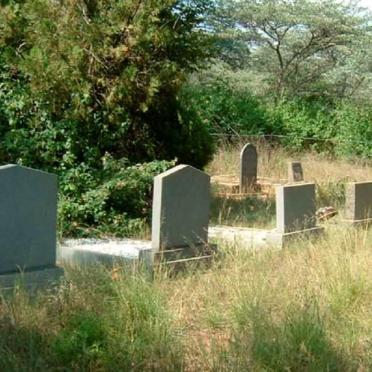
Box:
[345,181,372,223]
[276,183,317,233]
[152,165,210,251]
[240,143,257,193]
[288,161,304,182]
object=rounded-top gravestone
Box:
[152,165,210,251]
[240,143,257,193]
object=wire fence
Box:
[210,132,372,147]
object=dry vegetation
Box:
[1,146,372,370]
[208,140,372,183]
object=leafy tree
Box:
[217,0,372,99]
[0,0,215,169]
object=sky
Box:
[358,0,372,9]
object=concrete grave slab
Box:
[240,143,257,193]
[59,239,152,265]
[210,182,323,249]
[59,165,215,271]
[344,181,372,224]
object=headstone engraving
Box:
[276,183,317,233]
[345,181,372,222]
[240,143,257,193]
[152,165,210,251]
[288,161,304,182]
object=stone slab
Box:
[152,165,210,251]
[0,165,57,274]
[59,239,215,274]
[209,225,324,249]
[209,226,280,249]
[344,181,372,222]
[276,183,317,233]
[288,161,304,182]
[59,239,152,265]
[0,266,63,292]
[240,143,257,193]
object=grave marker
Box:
[276,183,318,233]
[240,143,257,193]
[152,164,210,251]
[344,181,372,224]
[288,161,304,182]
[0,165,63,291]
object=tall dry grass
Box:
[208,140,372,183]
[0,146,372,370]
[1,226,371,370]
[209,142,372,228]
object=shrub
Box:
[59,158,175,237]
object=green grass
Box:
[1,225,372,370]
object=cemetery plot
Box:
[60,165,216,271]
[210,182,323,249]
[212,143,291,199]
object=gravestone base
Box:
[209,226,323,249]
[269,226,324,247]
[60,240,217,274]
[0,266,64,293]
[59,239,152,266]
[140,244,217,276]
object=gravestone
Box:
[60,164,215,271]
[152,164,210,252]
[276,183,317,233]
[0,164,63,291]
[288,161,304,182]
[240,143,257,193]
[344,181,372,223]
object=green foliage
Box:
[217,0,372,99]
[183,69,372,158]
[227,300,347,371]
[0,267,181,370]
[333,102,372,159]
[0,0,216,236]
[181,72,279,136]
[59,158,175,237]
[52,311,106,365]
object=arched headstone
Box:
[152,165,210,251]
[239,143,257,193]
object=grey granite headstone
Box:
[345,181,372,222]
[0,164,57,274]
[288,161,304,182]
[240,143,257,193]
[152,165,210,251]
[276,183,317,233]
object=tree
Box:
[218,0,371,99]
[0,0,215,170]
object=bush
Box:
[0,1,216,237]
[180,76,279,136]
[59,158,175,237]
